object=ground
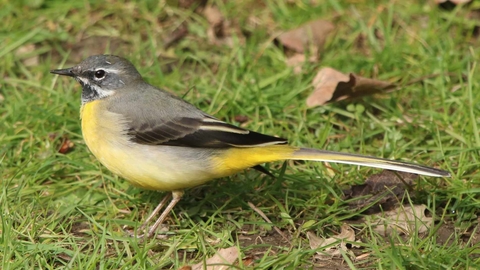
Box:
[1,0,480,269]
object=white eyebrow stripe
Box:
[95,68,119,73]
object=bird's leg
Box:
[144,190,184,238]
[136,193,171,233]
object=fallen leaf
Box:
[343,171,418,214]
[203,5,244,47]
[204,5,223,27]
[277,19,335,54]
[241,256,254,267]
[307,224,360,260]
[58,137,74,154]
[307,67,395,107]
[234,115,249,123]
[363,204,433,236]
[308,67,348,106]
[191,247,239,270]
[204,5,224,41]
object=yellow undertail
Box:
[214,145,449,178]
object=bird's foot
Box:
[123,224,170,239]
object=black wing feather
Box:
[108,85,287,148]
[128,117,287,148]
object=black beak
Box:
[50,67,75,77]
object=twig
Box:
[247,201,290,244]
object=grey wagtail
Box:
[51,55,450,238]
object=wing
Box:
[127,114,287,148]
[109,85,287,148]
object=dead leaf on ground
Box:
[307,224,361,260]
[307,67,395,107]
[241,256,254,267]
[363,204,433,236]
[203,5,244,47]
[191,247,240,270]
[47,133,75,154]
[204,5,223,31]
[58,138,74,154]
[277,19,335,54]
[234,115,249,124]
[343,171,418,214]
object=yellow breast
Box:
[79,100,297,191]
[80,100,220,191]
[80,100,132,180]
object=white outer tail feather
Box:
[291,148,450,177]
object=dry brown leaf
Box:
[364,204,433,236]
[307,224,360,260]
[343,171,418,214]
[308,67,348,106]
[277,19,335,54]
[58,138,74,154]
[234,115,249,124]
[307,67,395,107]
[203,5,244,47]
[241,256,254,267]
[204,5,224,43]
[204,5,223,26]
[191,247,239,270]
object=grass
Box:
[1,0,480,269]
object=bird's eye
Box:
[94,69,106,79]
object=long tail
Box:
[290,148,450,177]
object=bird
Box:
[51,55,450,238]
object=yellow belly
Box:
[80,100,219,191]
[80,100,297,191]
